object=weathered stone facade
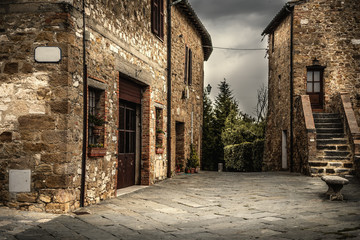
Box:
[263,0,360,175]
[0,0,212,212]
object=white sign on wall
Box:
[9,169,31,193]
[34,46,62,63]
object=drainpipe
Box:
[166,0,172,178]
[287,5,294,172]
[80,0,88,208]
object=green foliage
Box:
[252,139,265,172]
[202,90,216,170]
[211,79,239,167]
[224,139,264,172]
[201,79,266,172]
[89,114,105,126]
[224,142,253,171]
[187,144,200,168]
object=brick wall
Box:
[0,0,208,212]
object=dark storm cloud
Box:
[189,0,287,27]
[186,0,288,115]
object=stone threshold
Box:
[116,185,148,197]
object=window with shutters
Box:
[184,46,192,85]
[151,0,164,40]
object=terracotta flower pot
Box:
[92,126,103,136]
[88,147,106,157]
[156,132,165,140]
[156,147,164,154]
[190,168,195,174]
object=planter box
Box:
[88,147,106,157]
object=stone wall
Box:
[264,15,292,171]
[292,0,360,118]
[265,0,360,172]
[170,7,204,173]
[0,0,208,212]
[0,2,80,212]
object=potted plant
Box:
[88,143,106,157]
[187,144,200,173]
[176,163,184,173]
[156,144,164,154]
[89,113,105,136]
[156,129,165,140]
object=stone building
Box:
[262,0,360,177]
[0,0,212,212]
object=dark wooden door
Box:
[117,102,136,189]
[306,70,323,110]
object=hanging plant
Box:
[89,113,105,126]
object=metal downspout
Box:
[80,0,88,207]
[288,6,294,172]
[166,0,172,178]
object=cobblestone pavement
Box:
[1,172,360,240]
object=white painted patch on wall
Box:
[300,19,309,25]
[110,44,119,53]
[0,35,9,42]
[351,39,360,45]
[29,105,46,114]
[9,169,31,193]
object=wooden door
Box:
[117,102,136,189]
[306,69,323,110]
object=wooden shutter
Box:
[151,0,159,35]
[184,46,188,84]
[159,0,164,38]
[188,49,192,85]
[119,78,142,104]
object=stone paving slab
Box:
[1,172,360,239]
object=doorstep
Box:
[116,185,148,197]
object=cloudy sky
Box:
[188,0,288,116]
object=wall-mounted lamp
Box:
[312,58,320,66]
[206,84,212,94]
[171,0,183,6]
[135,69,142,77]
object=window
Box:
[306,69,322,93]
[184,46,192,85]
[118,102,136,154]
[88,87,105,147]
[151,0,164,39]
[155,108,164,154]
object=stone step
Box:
[314,156,351,161]
[317,139,347,145]
[310,167,354,176]
[316,145,349,151]
[315,122,343,129]
[309,161,353,168]
[313,113,340,119]
[314,118,342,123]
[316,128,344,133]
[316,133,344,139]
[324,150,350,157]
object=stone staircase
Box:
[309,113,355,176]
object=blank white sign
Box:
[9,169,31,193]
[35,46,62,63]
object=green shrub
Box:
[252,139,264,172]
[224,142,253,171]
[224,139,264,172]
